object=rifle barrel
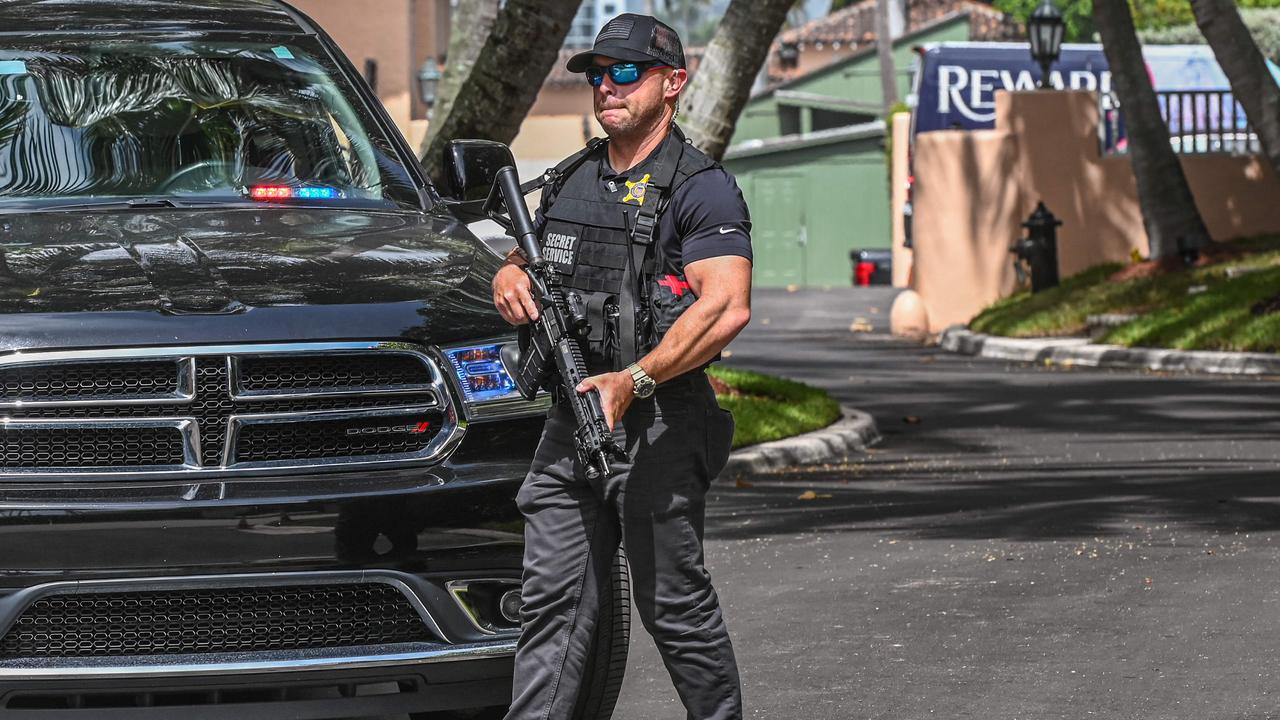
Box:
[496,166,542,264]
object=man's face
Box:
[591,56,672,138]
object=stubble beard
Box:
[597,97,668,143]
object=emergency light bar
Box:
[249,185,341,200]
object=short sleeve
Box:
[670,168,753,266]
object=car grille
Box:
[0,583,435,659]
[0,360,185,404]
[0,343,457,476]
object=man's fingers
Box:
[493,296,516,325]
[520,289,540,321]
[499,291,530,323]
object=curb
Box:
[720,406,880,477]
[940,326,1280,376]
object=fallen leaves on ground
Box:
[797,490,832,500]
[849,318,873,333]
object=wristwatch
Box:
[626,363,656,399]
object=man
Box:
[491,13,752,720]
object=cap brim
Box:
[566,44,660,73]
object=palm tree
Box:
[418,0,580,180]
[680,0,797,159]
[875,0,899,111]
[1189,0,1280,180]
[1093,0,1211,261]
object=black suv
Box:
[0,1,627,718]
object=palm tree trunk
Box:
[422,0,499,152]
[875,0,899,111]
[418,0,580,180]
[1189,0,1280,180]
[680,0,795,160]
[1093,0,1211,260]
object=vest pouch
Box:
[647,273,697,340]
[577,291,621,369]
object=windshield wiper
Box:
[0,197,252,213]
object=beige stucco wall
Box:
[890,112,911,288]
[530,85,593,117]
[291,0,450,136]
[907,89,1280,334]
[912,127,1023,331]
[511,114,604,164]
[292,0,412,130]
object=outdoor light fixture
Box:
[777,41,800,70]
[1027,0,1065,89]
[418,61,442,108]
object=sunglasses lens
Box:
[585,67,604,86]
[609,63,641,84]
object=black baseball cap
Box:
[566,13,686,73]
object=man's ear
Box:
[664,68,689,99]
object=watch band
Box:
[627,363,655,398]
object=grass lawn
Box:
[707,366,841,449]
[970,235,1280,353]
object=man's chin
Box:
[597,109,630,133]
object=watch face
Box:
[633,372,656,398]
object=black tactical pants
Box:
[504,373,742,720]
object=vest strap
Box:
[521,136,608,199]
[619,129,686,366]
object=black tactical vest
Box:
[537,125,718,370]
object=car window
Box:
[0,37,421,209]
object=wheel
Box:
[572,543,631,720]
[412,545,631,720]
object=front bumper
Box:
[0,417,544,717]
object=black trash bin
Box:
[850,249,893,286]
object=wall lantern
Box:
[777,41,800,71]
[1027,0,1064,89]
[418,61,443,108]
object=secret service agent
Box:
[491,13,752,720]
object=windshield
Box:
[0,37,421,210]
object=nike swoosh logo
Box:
[718,227,735,234]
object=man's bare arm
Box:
[575,255,751,427]
[635,255,752,383]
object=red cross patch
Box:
[657,275,691,297]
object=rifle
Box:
[487,165,624,480]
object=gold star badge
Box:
[622,173,651,206]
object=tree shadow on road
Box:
[707,452,1280,544]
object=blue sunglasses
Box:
[585,61,666,87]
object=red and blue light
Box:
[249,185,341,201]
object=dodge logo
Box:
[346,421,432,436]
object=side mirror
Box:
[443,139,516,202]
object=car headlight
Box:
[441,340,549,422]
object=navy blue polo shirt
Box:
[534,132,753,275]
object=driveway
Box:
[612,287,1280,719]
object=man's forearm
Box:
[635,297,750,384]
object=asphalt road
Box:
[610,286,1280,720]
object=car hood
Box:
[0,207,510,352]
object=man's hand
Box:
[492,260,540,325]
[576,371,634,431]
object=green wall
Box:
[725,134,891,288]
[724,15,973,287]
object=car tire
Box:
[411,545,632,720]
[572,544,631,719]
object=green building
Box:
[723,13,978,288]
